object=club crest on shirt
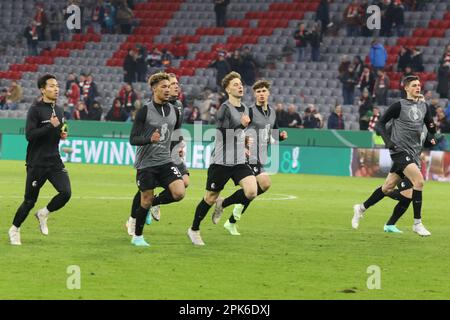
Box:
[408,105,422,121]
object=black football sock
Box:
[412,189,422,220]
[131,191,140,218]
[192,199,212,231]
[386,195,411,225]
[134,206,148,236]
[363,186,385,209]
[152,189,176,206]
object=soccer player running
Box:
[127,72,185,246]
[187,71,257,245]
[219,80,288,235]
[127,73,189,226]
[352,75,436,236]
[8,74,71,245]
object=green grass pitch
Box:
[0,159,449,299]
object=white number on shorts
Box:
[171,166,182,177]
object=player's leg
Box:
[132,189,153,246]
[9,167,47,245]
[220,166,257,235]
[403,163,430,236]
[217,164,257,223]
[150,164,188,221]
[188,190,220,245]
[352,172,401,229]
[189,165,228,245]
[36,167,72,235]
[384,187,412,233]
[230,172,271,222]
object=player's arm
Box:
[25,106,53,141]
[375,101,401,150]
[272,120,288,141]
[424,104,437,136]
[129,106,152,146]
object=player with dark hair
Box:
[187,71,257,245]
[8,74,71,245]
[126,72,185,246]
[127,73,189,226]
[352,75,436,236]
[219,80,288,235]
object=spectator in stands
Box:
[23,20,39,56]
[369,39,387,71]
[63,102,72,120]
[423,90,433,105]
[379,0,395,37]
[49,5,63,41]
[373,69,390,105]
[182,104,192,123]
[311,104,324,128]
[303,106,320,129]
[315,0,332,40]
[286,104,303,128]
[397,45,411,72]
[360,0,373,37]
[437,60,449,99]
[228,49,243,74]
[275,103,289,128]
[72,101,90,120]
[135,44,148,82]
[116,0,134,34]
[91,0,105,34]
[66,75,80,111]
[82,74,99,108]
[241,46,258,86]
[89,101,103,121]
[0,89,7,110]
[214,0,230,28]
[123,49,137,83]
[410,47,424,72]
[186,106,201,124]
[161,48,173,68]
[352,55,364,77]
[368,106,380,132]
[339,55,352,76]
[119,83,138,115]
[357,88,373,130]
[198,89,216,124]
[102,0,116,34]
[172,37,188,59]
[436,107,450,133]
[293,23,308,62]
[78,73,86,91]
[65,73,76,92]
[391,0,405,37]
[429,98,440,118]
[308,23,321,62]
[440,44,450,66]
[105,98,128,122]
[146,47,162,68]
[343,0,362,37]
[209,51,231,87]
[327,105,345,130]
[34,3,47,41]
[357,66,376,95]
[339,65,358,105]
[7,81,23,110]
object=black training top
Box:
[25,100,65,168]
